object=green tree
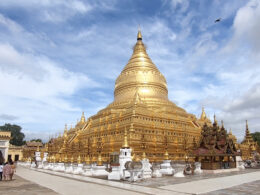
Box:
[251,132,260,147]
[30,138,43,143]
[0,123,26,146]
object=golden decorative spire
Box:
[142,151,146,159]
[77,155,81,164]
[64,124,68,138]
[85,155,91,165]
[137,28,142,40]
[97,153,103,166]
[64,155,68,163]
[164,150,169,160]
[200,107,207,120]
[81,112,86,123]
[122,127,129,148]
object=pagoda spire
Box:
[81,111,86,123]
[200,107,207,120]
[221,120,224,128]
[137,27,142,40]
[213,114,218,125]
[246,120,250,135]
[122,127,129,148]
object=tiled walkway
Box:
[12,166,260,195]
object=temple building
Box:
[47,30,213,163]
[240,120,258,160]
[0,131,11,162]
[22,141,43,161]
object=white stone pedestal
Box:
[48,163,54,170]
[73,163,84,174]
[194,162,203,174]
[31,162,36,168]
[173,163,185,177]
[37,162,43,169]
[65,164,73,173]
[236,156,245,169]
[152,165,162,178]
[43,152,48,162]
[119,148,132,178]
[35,151,41,162]
[141,159,152,179]
[108,166,121,180]
[55,163,65,172]
[92,165,108,177]
[43,162,49,169]
[82,164,92,176]
[160,160,174,176]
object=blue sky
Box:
[0,0,259,141]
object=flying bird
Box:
[215,18,221,23]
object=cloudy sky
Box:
[0,0,259,142]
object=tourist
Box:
[9,159,16,180]
[3,162,12,181]
[0,162,3,181]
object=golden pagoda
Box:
[240,120,257,160]
[47,30,210,163]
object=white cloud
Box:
[0,43,98,132]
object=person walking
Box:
[0,162,3,181]
[3,162,12,181]
[10,160,16,180]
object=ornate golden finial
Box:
[137,28,142,40]
[81,112,86,123]
[85,155,91,165]
[77,155,81,164]
[229,128,232,134]
[71,155,74,163]
[97,153,103,166]
[221,120,224,128]
[64,124,68,136]
[200,107,207,120]
[122,127,129,148]
[142,151,146,159]
[164,150,169,160]
[64,155,68,163]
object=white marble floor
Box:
[16,166,260,195]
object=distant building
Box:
[22,141,43,161]
[8,144,23,162]
[0,131,11,162]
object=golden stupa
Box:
[239,120,258,160]
[47,30,211,163]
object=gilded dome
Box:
[114,30,168,104]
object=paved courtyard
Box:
[0,174,57,195]
[1,166,260,195]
